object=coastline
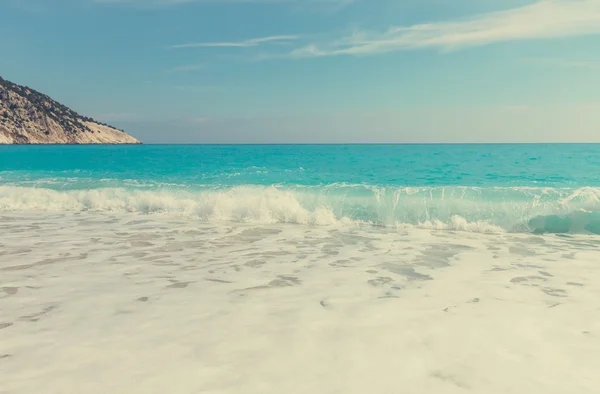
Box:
[0,142,142,145]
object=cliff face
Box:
[0,77,140,144]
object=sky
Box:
[1,0,600,143]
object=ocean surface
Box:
[2,144,600,393]
[1,144,599,234]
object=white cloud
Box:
[287,0,600,58]
[171,35,299,49]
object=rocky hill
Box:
[0,76,140,144]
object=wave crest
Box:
[1,185,599,234]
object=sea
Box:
[1,144,599,233]
[1,144,600,393]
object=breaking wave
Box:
[1,185,599,234]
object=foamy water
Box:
[1,185,600,234]
[1,212,600,393]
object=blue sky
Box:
[1,0,600,143]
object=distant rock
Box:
[0,76,140,144]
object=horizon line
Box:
[3,142,600,147]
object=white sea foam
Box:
[1,185,599,233]
[1,212,599,393]
[416,215,505,233]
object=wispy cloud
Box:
[171,35,299,49]
[285,0,600,58]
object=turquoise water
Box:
[1,144,599,233]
